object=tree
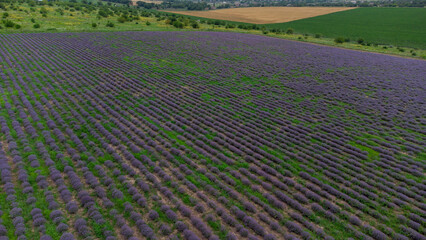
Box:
[173,21,183,29]
[191,22,199,29]
[286,28,294,34]
[98,10,108,18]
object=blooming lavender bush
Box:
[0,31,423,240]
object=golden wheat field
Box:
[165,7,355,24]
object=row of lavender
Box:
[0,31,424,240]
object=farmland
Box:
[164,7,354,24]
[0,2,425,59]
[264,7,426,49]
[0,31,425,240]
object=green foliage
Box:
[334,37,345,44]
[3,19,14,28]
[56,8,64,16]
[286,28,294,34]
[14,23,20,29]
[146,21,151,26]
[191,22,199,29]
[106,21,114,27]
[98,9,108,18]
[225,23,235,29]
[173,21,183,29]
[40,7,48,15]
[30,18,35,23]
[2,12,8,19]
[117,16,126,23]
[33,23,40,28]
[92,22,97,28]
[315,33,321,38]
[357,38,364,44]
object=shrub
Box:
[357,38,364,44]
[2,12,8,19]
[160,224,171,235]
[148,210,159,221]
[175,221,187,232]
[334,37,345,44]
[117,16,126,23]
[14,24,21,29]
[92,23,97,28]
[286,28,294,34]
[146,21,151,26]
[173,21,183,29]
[191,22,199,29]
[4,20,14,28]
[106,21,114,27]
[315,33,321,38]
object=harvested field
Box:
[164,7,354,24]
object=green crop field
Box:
[264,8,426,49]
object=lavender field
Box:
[0,31,425,240]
